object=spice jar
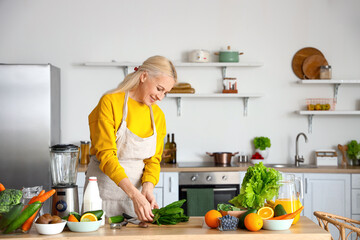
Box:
[80,141,90,165]
[320,65,332,79]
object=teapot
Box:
[275,174,303,224]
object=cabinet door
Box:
[304,174,351,240]
[153,187,163,208]
[352,189,360,214]
[76,172,86,211]
[163,172,179,206]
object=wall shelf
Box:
[296,110,360,133]
[84,61,263,78]
[298,80,360,102]
[166,93,263,116]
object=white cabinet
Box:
[154,172,179,208]
[303,173,351,239]
[351,174,360,218]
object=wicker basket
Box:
[306,98,336,111]
[314,211,360,240]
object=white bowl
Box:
[66,220,101,232]
[34,220,67,235]
[262,219,294,230]
[250,159,264,165]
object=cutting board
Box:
[126,218,204,228]
[291,47,325,79]
[302,55,328,79]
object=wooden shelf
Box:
[166,93,263,116]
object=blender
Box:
[50,144,79,218]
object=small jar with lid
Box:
[320,65,332,79]
[80,141,90,165]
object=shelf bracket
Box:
[334,83,341,102]
[307,114,314,134]
[222,67,227,79]
[176,97,182,116]
[243,97,249,116]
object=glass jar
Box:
[320,65,332,79]
[80,141,90,165]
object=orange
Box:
[68,214,79,222]
[80,213,98,222]
[204,210,222,228]
[257,207,274,220]
[244,213,263,231]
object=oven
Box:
[179,171,240,216]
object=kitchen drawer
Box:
[352,189,360,214]
[352,174,360,189]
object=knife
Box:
[122,213,149,228]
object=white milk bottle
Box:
[83,176,105,226]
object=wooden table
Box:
[0,217,331,240]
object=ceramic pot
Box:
[215,46,243,62]
[256,148,269,159]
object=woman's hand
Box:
[142,182,159,209]
[118,178,154,222]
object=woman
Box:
[86,55,177,222]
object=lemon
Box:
[80,213,98,222]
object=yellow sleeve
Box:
[141,105,166,186]
[88,94,128,185]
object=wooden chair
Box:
[314,211,360,240]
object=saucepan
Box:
[214,46,244,62]
[206,152,239,166]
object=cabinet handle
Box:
[305,178,308,194]
[169,177,172,193]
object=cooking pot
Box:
[189,49,210,63]
[214,46,244,62]
[206,152,239,166]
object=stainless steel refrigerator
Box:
[0,64,61,210]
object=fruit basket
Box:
[306,98,336,111]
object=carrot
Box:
[31,189,56,203]
[270,206,304,220]
[21,189,48,232]
[0,183,5,191]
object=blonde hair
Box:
[110,55,177,93]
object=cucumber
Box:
[3,201,41,234]
[83,210,104,220]
[238,209,257,229]
[109,215,124,224]
[274,204,287,217]
[0,203,24,230]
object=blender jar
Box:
[50,144,79,186]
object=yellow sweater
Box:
[88,92,166,186]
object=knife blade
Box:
[122,213,149,228]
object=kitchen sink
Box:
[265,164,318,169]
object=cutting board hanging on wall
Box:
[291,47,325,79]
[302,55,328,79]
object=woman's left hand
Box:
[142,182,159,209]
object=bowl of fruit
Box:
[34,214,66,235]
[65,211,103,233]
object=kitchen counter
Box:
[0,217,331,240]
[78,162,360,173]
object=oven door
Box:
[179,184,239,216]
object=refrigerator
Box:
[0,64,61,211]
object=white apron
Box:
[85,91,157,217]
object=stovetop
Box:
[177,161,239,168]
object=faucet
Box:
[295,132,308,167]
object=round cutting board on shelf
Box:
[302,54,328,79]
[291,47,325,79]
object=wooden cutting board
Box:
[126,217,204,228]
[291,47,325,79]
[302,55,328,79]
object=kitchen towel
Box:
[186,188,214,216]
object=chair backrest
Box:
[314,211,360,240]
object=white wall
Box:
[1,0,359,165]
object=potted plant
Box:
[254,136,271,159]
[347,140,360,166]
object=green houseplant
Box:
[347,140,360,166]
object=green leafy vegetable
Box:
[217,203,242,211]
[152,199,189,225]
[254,136,271,150]
[229,162,281,210]
[347,140,360,160]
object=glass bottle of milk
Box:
[83,176,105,226]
